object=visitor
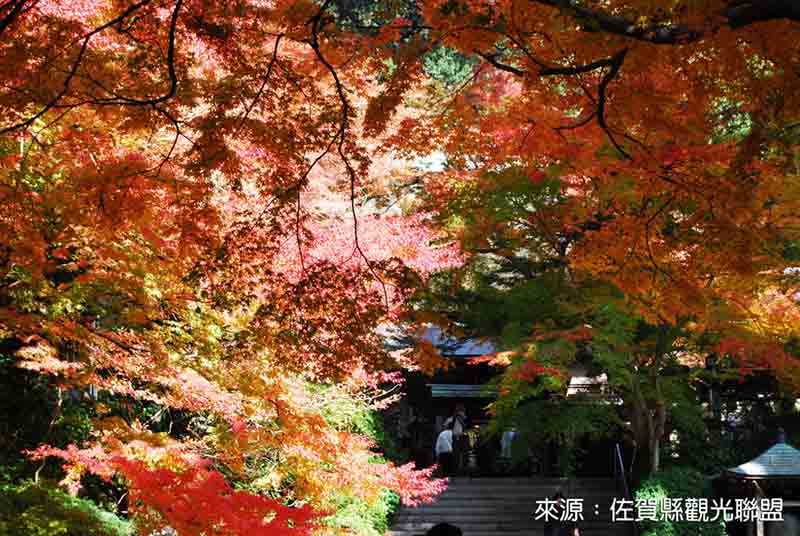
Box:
[435,420,455,476]
[501,427,517,459]
[544,491,580,536]
[443,404,467,436]
[426,523,462,536]
[443,404,468,472]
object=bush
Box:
[0,480,132,536]
[322,489,400,536]
[635,466,726,536]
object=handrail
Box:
[614,443,631,499]
[614,442,639,536]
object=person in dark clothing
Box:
[443,404,468,473]
[544,492,580,536]
[426,522,462,536]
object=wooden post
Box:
[753,480,765,536]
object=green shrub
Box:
[0,481,132,536]
[322,488,400,536]
[635,466,726,536]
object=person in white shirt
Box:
[435,421,455,476]
[501,428,517,459]
[442,404,468,472]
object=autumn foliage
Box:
[0,0,456,533]
[2,0,800,531]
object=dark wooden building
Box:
[713,430,800,536]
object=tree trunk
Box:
[628,377,652,486]
[650,434,660,474]
[628,373,668,483]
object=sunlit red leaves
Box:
[468,351,517,367]
[563,143,797,324]
[7,1,799,532]
[0,2,457,532]
[363,38,428,138]
[401,0,800,332]
[391,338,451,376]
[512,359,566,384]
[117,459,320,536]
[715,336,800,391]
[48,453,300,536]
[376,462,447,507]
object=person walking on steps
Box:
[442,404,468,473]
[544,491,580,536]
[435,420,455,477]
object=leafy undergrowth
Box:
[635,466,725,536]
[0,480,132,536]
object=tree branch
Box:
[308,0,390,307]
[530,0,800,45]
[0,0,34,40]
[0,0,185,134]
[476,51,525,77]
[595,48,629,159]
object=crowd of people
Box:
[432,404,525,476]
[427,406,580,535]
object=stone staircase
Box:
[388,477,629,536]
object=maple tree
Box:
[2,0,800,529]
[0,1,455,534]
[407,164,795,480]
[379,0,800,477]
[387,0,800,322]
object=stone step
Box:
[440,478,616,489]
[392,515,616,530]
[395,503,618,512]
[418,490,618,499]
[395,502,619,515]
[405,497,618,509]
[389,477,625,536]
[394,512,616,523]
[388,528,624,536]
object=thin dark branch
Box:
[480,46,631,156]
[595,48,629,159]
[539,56,620,77]
[76,0,183,107]
[529,0,800,45]
[502,31,551,70]
[476,51,525,77]
[554,110,596,131]
[234,33,283,134]
[643,195,676,281]
[0,0,155,134]
[85,324,146,354]
[296,186,306,274]
[479,47,623,78]
[308,0,389,307]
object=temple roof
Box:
[419,326,497,357]
[428,384,497,398]
[381,324,497,357]
[725,431,800,478]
